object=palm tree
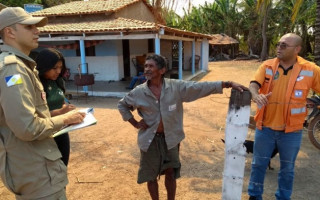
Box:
[256,0,312,60]
[150,0,190,24]
[256,0,271,61]
[238,0,260,56]
[290,0,316,57]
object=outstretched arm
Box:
[222,81,248,92]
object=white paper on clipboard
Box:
[53,108,97,137]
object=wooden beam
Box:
[38,33,158,42]
[159,34,196,42]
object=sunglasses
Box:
[276,42,296,50]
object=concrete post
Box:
[222,89,251,200]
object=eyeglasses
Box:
[276,42,297,50]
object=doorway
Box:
[122,40,130,78]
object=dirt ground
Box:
[1,60,320,200]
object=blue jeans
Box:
[248,127,302,200]
[128,72,146,89]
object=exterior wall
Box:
[195,41,201,70]
[61,49,76,57]
[157,40,203,72]
[129,39,148,76]
[63,40,124,81]
[56,38,208,82]
[201,39,209,71]
[184,41,192,70]
[195,42,201,58]
[117,40,125,80]
[66,56,119,81]
[115,1,155,23]
[178,41,202,71]
[160,40,172,70]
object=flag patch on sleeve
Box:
[5,74,23,87]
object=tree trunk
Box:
[315,0,320,65]
[300,22,310,57]
[260,4,270,61]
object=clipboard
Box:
[53,108,97,137]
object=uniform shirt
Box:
[0,45,67,199]
[251,57,320,131]
[253,66,293,130]
[118,78,223,152]
[46,79,65,111]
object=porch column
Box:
[191,40,195,75]
[201,38,209,71]
[155,37,160,55]
[79,39,88,92]
[178,40,183,80]
[200,41,203,70]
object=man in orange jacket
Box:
[248,33,320,200]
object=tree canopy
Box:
[163,0,316,61]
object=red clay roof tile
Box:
[209,34,238,45]
[32,0,141,16]
[38,17,157,34]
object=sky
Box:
[175,0,215,16]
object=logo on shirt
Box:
[296,75,304,82]
[273,71,279,80]
[294,90,303,98]
[169,104,176,111]
[5,74,22,87]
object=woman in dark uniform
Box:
[36,48,76,166]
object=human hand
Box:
[129,118,149,130]
[135,119,149,130]
[252,92,272,108]
[230,81,248,92]
[61,104,76,114]
[63,111,86,125]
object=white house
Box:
[32,0,211,81]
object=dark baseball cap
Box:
[0,7,47,31]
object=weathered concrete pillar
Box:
[222,89,251,200]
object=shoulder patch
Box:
[4,55,18,65]
[5,74,23,87]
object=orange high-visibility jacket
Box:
[254,56,320,133]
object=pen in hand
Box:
[64,97,71,104]
[87,108,94,114]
